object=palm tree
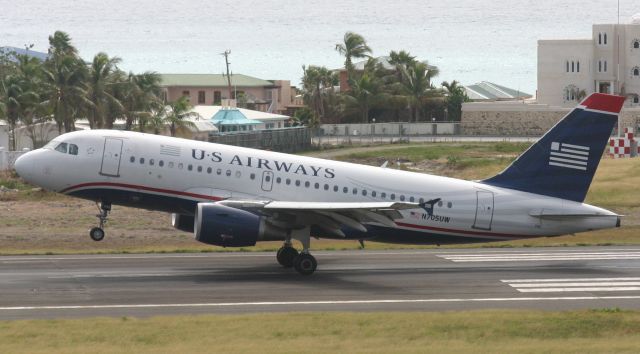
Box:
[41,31,89,133]
[162,96,197,137]
[335,32,372,83]
[122,71,162,131]
[86,52,124,129]
[301,65,338,124]
[400,62,440,122]
[441,80,468,121]
[0,55,41,150]
[342,73,384,123]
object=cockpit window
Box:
[43,140,60,150]
[68,144,79,155]
[55,142,68,154]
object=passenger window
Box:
[362,190,367,196]
[372,191,377,197]
[159,160,164,167]
[276,177,282,184]
[178,163,183,169]
[207,167,212,174]
[250,173,256,180]
[343,187,348,193]
[381,192,386,199]
[197,166,202,172]
[286,178,291,185]
[68,144,79,155]
[235,171,241,178]
[333,185,338,192]
[140,158,145,164]
[217,168,222,175]
[55,142,68,153]
[265,175,271,182]
[314,182,320,189]
[409,196,415,203]
[352,188,357,195]
[188,164,193,171]
[390,194,396,200]
[295,180,301,186]
[226,170,231,176]
[130,156,135,163]
[305,181,310,188]
[419,198,425,204]
[400,195,405,201]
[150,159,155,166]
[169,162,174,168]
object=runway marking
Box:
[3,296,640,311]
[438,251,640,262]
[502,277,640,293]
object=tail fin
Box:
[482,93,625,202]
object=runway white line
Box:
[440,255,640,262]
[441,252,640,257]
[512,282,640,287]
[3,295,640,311]
[517,287,640,292]
[502,277,640,283]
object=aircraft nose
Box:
[14,152,33,179]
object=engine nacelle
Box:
[171,213,195,233]
[194,203,287,247]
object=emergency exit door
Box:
[473,191,494,230]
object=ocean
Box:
[1,0,638,93]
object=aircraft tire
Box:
[293,253,317,275]
[89,227,105,242]
[277,246,298,268]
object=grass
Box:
[2,310,640,353]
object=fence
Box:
[0,149,27,171]
[209,127,311,153]
[319,122,461,136]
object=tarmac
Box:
[1,246,640,319]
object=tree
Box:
[335,32,371,83]
[342,73,384,123]
[121,71,162,131]
[441,80,469,121]
[161,96,197,137]
[41,31,89,133]
[301,65,338,124]
[86,52,124,129]
[400,62,440,122]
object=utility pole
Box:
[221,50,232,105]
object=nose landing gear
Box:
[89,201,111,241]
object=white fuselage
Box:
[16,130,619,244]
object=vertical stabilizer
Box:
[482,93,625,202]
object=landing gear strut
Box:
[89,201,111,241]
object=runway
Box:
[2,246,640,319]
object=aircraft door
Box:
[100,138,123,177]
[261,171,274,192]
[473,190,494,230]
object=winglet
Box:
[579,93,626,114]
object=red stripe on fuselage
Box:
[395,222,531,239]
[60,182,223,201]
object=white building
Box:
[538,13,640,107]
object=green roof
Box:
[160,74,274,87]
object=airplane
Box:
[14,93,625,275]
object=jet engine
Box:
[171,213,195,233]
[194,203,287,247]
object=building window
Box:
[564,85,578,101]
[182,90,190,97]
[604,60,607,72]
[634,96,640,104]
[214,91,222,104]
[198,91,205,104]
[571,61,575,72]
[633,67,640,76]
[598,32,602,45]
[634,40,640,49]
[604,33,607,45]
[598,60,602,72]
[566,61,569,72]
[576,61,580,72]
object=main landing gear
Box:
[276,227,317,275]
[89,201,111,242]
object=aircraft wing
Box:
[218,200,419,237]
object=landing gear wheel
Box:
[293,253,317,275]
[89,227,105,241]
[277,246,299,268]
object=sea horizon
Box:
[1,0,639,94]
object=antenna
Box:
[221,50,232,106]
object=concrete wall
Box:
[0,124,8,149]
[319,122,460,136]
[462,101,640,136]
[0,150,26,171]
